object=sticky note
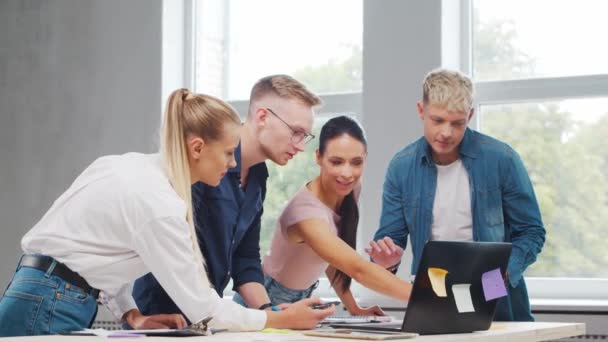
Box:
[261,328,293,334]
[481,268,508,301]
[452,284,475,313]
[427,267,448,297]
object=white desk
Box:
[0,322,585,341]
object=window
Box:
[472,0,608,81]
[480,99,608,278]
[194,0,362,100]
[192,0,363,297]
[470,0,608,298]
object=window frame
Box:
[463,0,608,304]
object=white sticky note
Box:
[452,284,475,313]
[427,267,448,297]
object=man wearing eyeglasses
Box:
[131,75,321,322]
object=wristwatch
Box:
[258,303,273,310]
[386,263,400,274]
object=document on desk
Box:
[68,328,218,337]
[304,329,418,340]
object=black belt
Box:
[19,255,99,299]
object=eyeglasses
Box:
[265,108,315,145]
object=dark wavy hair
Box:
[318,116,367,292]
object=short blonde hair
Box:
[422,69,474,113]
[248,75,322,115]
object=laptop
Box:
[331,241,512,335]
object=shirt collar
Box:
[227,143,269,181]
[419,127,478,165]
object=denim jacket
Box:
[374,128,545,321]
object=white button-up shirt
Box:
[22,153,266,331]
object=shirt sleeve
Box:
[501,149,546,287]
[280,193,332,231]
[133,216,267,331]
[374,157,410,250]
[100,283,138,322]
[231,208,265,290]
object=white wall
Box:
[0,0,163,287]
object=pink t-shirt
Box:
[262,183,360,290]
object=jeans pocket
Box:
[0,290,44,336]
[60,285,89,304]
[50,291,97,334]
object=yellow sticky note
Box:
[428,267,448,297]
[261,328,293,334]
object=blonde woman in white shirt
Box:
[0,89,334,337]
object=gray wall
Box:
[0,0,163,286]
[360,0,442,295]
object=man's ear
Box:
[468,108,475,122]
[187,136,206,160]
[416,101,425,120]
[254,107,269,129]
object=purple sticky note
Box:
[481,268,508,301]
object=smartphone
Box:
[312,301,341,309]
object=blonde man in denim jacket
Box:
[367,69,545,321]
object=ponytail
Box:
[160,89,203,269]
[160,88,241,276]
[331,192,359,292]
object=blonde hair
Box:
[160,88,240,269]
[248,74,322,116]
[422,69,474,113]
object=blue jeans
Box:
[0,257,98,337]
[233,275,319,307]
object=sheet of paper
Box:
[451,284,475,313]
[481,268,508,301]
[427,267,448,297]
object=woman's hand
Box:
[123,309,187,330]
[349,305,385,316]
[265,297,335,330]
[364,237,403,269]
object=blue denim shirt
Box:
[132,144,268,317]
[374,128,545,321]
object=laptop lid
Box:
[401,240,512,335]
[330,241,511,335]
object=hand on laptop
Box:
[349,304,385,317]
[365,237,403,269]
[123,309,187,330]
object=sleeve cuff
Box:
[232,268,264,290]
[507,251,525,288]
[99,286,138,322]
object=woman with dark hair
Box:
[257,116,413,316]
